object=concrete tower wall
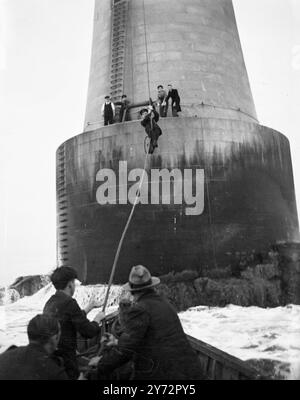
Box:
[57,118,299,283]
[84,0,112,128]
[84,0,257,130]
[57,0,299,284]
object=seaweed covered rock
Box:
[9,275,51,298]
[157,271,282,311]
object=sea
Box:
[0,283,299,379]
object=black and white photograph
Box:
[0,0,300,384]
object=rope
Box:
[142,0,151,102]
[101,0,153,316]
[101,148,150,313]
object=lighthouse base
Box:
[57,117,299,283]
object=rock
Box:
[9,275,51,298]
[157,273,282,311]
[241,264,280,280]
[157,281,199,311]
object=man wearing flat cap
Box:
[96,265,203,380]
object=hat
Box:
[105,95,110,99]
[139,108,148,115]
[123,265,160,292]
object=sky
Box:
[0,0,300,285]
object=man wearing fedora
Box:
[96,265,203,380]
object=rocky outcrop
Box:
[3,242,299,310]
[157,243,300,311]
[9,275,50,298]
[158,275,282,312]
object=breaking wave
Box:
[0,283,122,352]
[179,304,300,379]
[1,284,300,379]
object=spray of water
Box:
[1,284,299,379]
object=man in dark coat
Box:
[43,267,105,379]
[166,84,181,117]
[118,94,130,122]
[101,95,115,125]
[0,314,68,380]
[140,106,162,154]
[96,265,203,380]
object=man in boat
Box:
[140,106,162,154]
[96,265,203,380]
[0,314,68,380]
[43,266,105,379]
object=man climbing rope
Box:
[140,105,162,154]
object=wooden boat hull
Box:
[77,311,260,380]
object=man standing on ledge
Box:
[101,95,115,126]
[156,85,168,117]
[118,94,130,122]
[43,266,105,379]
[166,84,181,117]
[96,265,203,380]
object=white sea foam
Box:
[179,304,300,379]
[0,283,122,351]
[0,284,299,379]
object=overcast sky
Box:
[1,0,300,285]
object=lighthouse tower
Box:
[84,0,257,129]
[56,0,299,284]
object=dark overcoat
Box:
[0,344,68,380]
[98,290,203,380]
[43,291,100,379]
[140,110,162,140]
[166,89,181,112]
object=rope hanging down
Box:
[101,0,152,314]
[97,148,149,350]
[142,0,151,103]
[101,149,150,313]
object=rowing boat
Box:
[77,311,262,380]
